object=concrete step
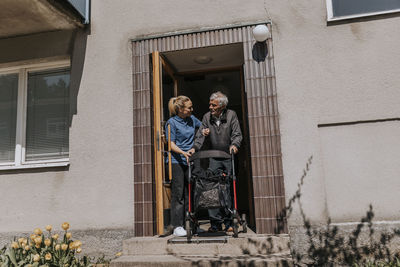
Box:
[122,232,290,257]
[111,253,293,267]
[113,228,293,266]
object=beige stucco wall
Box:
[0,0,399,244]
[319,121,400,222]
[269,0,400,226]
[0,0,267,234]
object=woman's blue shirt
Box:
[165,115,201,165]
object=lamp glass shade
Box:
[252,25,269,42]
[194,56,212,64]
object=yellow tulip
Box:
[18,238,25,244]
[11,242,19,249]
[33,228,42,235]
[52,234,59,240]
[74,240,82,248]
[115,252,122,257]
[55,244,61,251]
[61,244,68,251]
[65,232,72,239]
[76,247,82,253]
[61,222,70,231]
[26,264,32,267]
[30,234,37,241]
[33,254,40,262]
[69,242,75,250]
[34,236,42,245]
[45,253,52,261]
[35,244,40,249]
[44,239,51,247]
[24,245,30,250]
[45,225,52,232]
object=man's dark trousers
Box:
[208,158,232,229]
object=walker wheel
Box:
[233,218,239,238]
[241,213,247,233]
[185,219,192,242]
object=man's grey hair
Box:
[210,91,228,107]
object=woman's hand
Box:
[171,141,192,163]
[182,151,191,163]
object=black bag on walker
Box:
[192,165,231,211]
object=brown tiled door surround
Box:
[132,24,287,236]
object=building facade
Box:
[1,0,399,255]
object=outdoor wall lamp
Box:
[252,24,270,42]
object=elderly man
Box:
[189,91,242,232]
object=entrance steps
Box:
[111,230,293,266]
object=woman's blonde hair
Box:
[168,95,191,116]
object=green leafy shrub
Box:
[355,258,400,267]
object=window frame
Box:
[0,60,71,170]
[326,0,400,21]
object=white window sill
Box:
[0,161,69,171]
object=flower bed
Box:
[0,222,116,267]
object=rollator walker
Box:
[185,150,247,242]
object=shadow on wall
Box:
[69,27,89,125]
[280,156,400,266]
[0,27,90,127]
[0,28,89,175]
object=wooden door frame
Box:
[152,51,179,235]
[151,51,164,235]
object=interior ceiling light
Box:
[194,55,212,64]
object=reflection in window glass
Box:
[332,0,400,17]
[26,69,70,161]
[0,74,18,163]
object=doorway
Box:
[132,24,287,237]
[153,43,255,233]
[179,69,254,225]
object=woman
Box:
[165,95,201,236]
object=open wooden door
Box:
[152,51,178,235]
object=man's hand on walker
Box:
[230,145,238,154]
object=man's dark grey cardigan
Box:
[192,109,242,153]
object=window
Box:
[0,61,70,170]
[327,0,400,21]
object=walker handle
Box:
[230,149,236,181]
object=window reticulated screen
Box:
[0,74,18,163]
[332,0,400,17]
[26,69,70,161]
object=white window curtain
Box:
[0,73,18,163]
[25,69,70,161]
